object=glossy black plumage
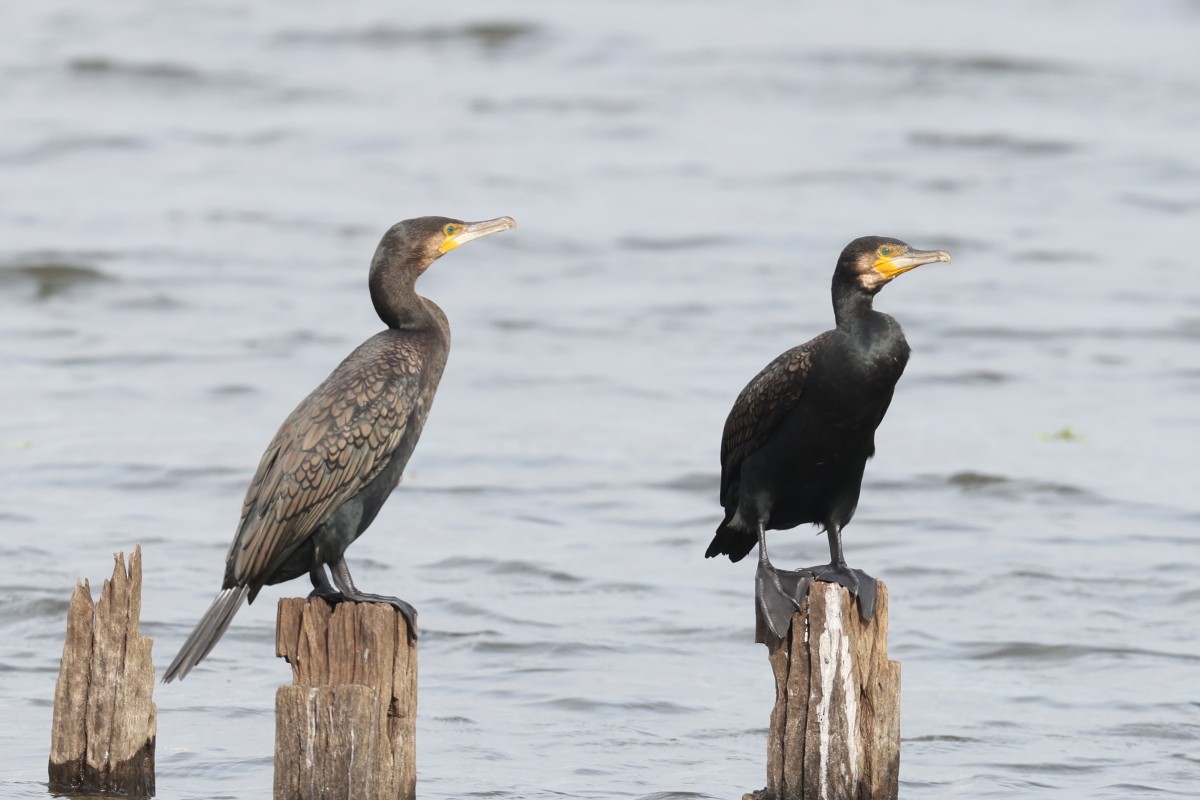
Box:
[164,214,515,682]
[706,236,949,637]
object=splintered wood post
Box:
[49,545,157,797]
[749,580,900,800]
[274,598,417,800]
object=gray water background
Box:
[2,1,1198,797]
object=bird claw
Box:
[807,564,878,623]
[754,563,878,642]
[354,593,419,642]
[306,588,419,642]
[754,562,814,643]
[307,587,347,604]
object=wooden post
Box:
[49,545,157,797]
[274,598,417,800]
[747,581,900,800]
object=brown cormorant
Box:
[164,215,516,682]
[705,236,950,639]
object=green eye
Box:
[444,224,459,236]
[880,246,892,256]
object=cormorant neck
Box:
[831,274,877,333]
[369,266,435,330]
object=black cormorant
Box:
[706,236,950,639]
[164,215,516,682]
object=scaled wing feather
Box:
[228,348,423,584]
[719,334,831,506]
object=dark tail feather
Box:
[706,522,757,563]
[162,586,250,683]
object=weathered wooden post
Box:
[274,598,417,800]
[49,545,157,797]
[747,580,900,800]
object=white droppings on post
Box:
[305,689,316,771]
[815,584,861,799]
[816,592,838,800]
[839,601,860,788]
[347,725,355,793]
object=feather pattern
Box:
[719,332,832,507]
[226,332,436,590]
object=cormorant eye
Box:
[443,224,460,236]
[880,246,892,257]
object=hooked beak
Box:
[438,216,518,253]
[874,247,951,279]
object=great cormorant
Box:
[706,236,950,639]
[164,215,516,682]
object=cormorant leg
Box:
[307,565,345,602]
[754,521,812,641]
[328,557,418,641]
[827,523,848,569]
[804,524,878,623]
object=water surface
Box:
[2,1,1198,798]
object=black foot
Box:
[352,591,419,642]
[307,585,346,603]
[754,563,878,641]
[306,587,418,642]
[807,563,878,624]
[754,561,814,643]
[326,558,419,642]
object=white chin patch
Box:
[863,270,890,291]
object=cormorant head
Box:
[372,215,517,278]
[368,215,515,328]
[836,236,950,294]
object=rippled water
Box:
[2,1,1199,798]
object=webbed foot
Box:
[342,590,418,641]
[308,567,347,603]
[307,585,346,603]
[307,585,418,641]
[807,563,878,623]
[329,557,419,641]
[754,561,814,643]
